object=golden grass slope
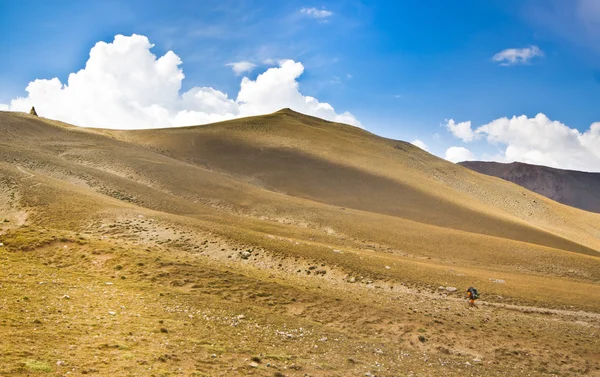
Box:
[105,108,600,252]
[1,110,600,375]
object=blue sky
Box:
[1,0,600,170]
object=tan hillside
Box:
[1,109,599,376]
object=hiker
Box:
[466,286,479,308]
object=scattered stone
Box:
[105,282,113,285]
[0,243,3,247]
[490,278,506,284]
[465,361,471,366]
[249,361,259,368]
[108,311,116,316]
[473,358,482,363]
[62,295,70,300]
[240,251,251,259]
[237,314,245,320]
[348,277,356,283]
[438,286,445,290]
[56,360,65,366]
[385,266,391,269]
[446,287,458,292]
[211,354,217,358]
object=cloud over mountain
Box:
[1,34,361,129]
[446,113,600,172]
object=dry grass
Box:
[0,109,599,376]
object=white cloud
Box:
[444,119,477,142]
[226,61,256,75]
[236,59,361,127]
[300,7,333,19]
[0,104,8,111]
[444,112,600,172]
[492,46,544,66]
[445,147,476,163]
[0,34,360,129]
[472,113,600,172]
[411,139,428,151]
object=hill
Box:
[0,109,599,376]
[460,160,600,213]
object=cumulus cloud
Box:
[300,7,333,18]
[492,46,544,66]
[411,139,428,151]
[1,34,361,129]
[226,61,256,75]
[445,147,476,163]
[445,113,600,172]
[476,114,600,172]
[444,119,477,142]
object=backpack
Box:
[468,287,479,299]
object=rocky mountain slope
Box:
[460,161,600,213]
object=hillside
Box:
[460,161,600,213]
[1,109,599,376]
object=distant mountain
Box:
[460,161,600,213]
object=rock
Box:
[62,295,70,300]
[465,361,471,366]
[365,372,375,377]
[348,277,356,283]
[418,335,426,342]
[237,314,245,320]
[473,358,482,363]
[385,266,391,269]
[0,243,4,247]
[30,106,38,116]
[108,311,116,316]
[105,282,113,285]
[490,278,506,284]
[240,251,251,259]
[56,360,65,366]
[438,286,446,290]
[446,286,458,292]
[249,361,259,368]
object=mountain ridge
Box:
[460,160,600,213]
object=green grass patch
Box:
[24,359,52,372]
